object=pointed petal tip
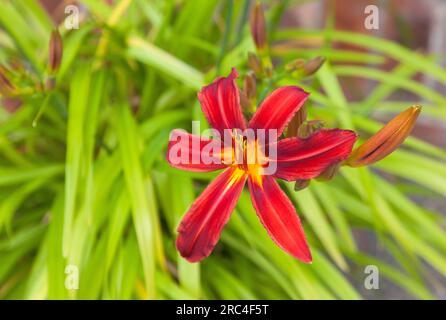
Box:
[229,67,239,79]
[287,244,312,263]
[290,243,312,263]
[175,168,246,262]
[303,252,313,264]
[301,257,313,264]
[176,242,204,263]
[197,67,247,133]
[288,85,310,97]
[347,106,420,167]
[248,175,313,264]
[411,105,422,114]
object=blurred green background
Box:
[0,0,446,299]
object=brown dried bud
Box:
[48,30,63,74]
[243,72,256,100]
[240,90,250,112]
[298,120,324,139]
[303,56,325,76]
[0,66,16,96]
[317,162,341,181]
[286,56,325,78]
[250,2,267,50]
[247,52,262,74]
[241,73,257,113]
[294,179,310,191]
[347,106,421,167]
[287,106,307,138]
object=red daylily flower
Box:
[167,68,357,263]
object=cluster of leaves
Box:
[0,0,445,299]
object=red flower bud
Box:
[286,56,326,78]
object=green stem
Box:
[216,0,234,74]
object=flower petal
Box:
[272,129,357,181]
[167,129,226,172]
[248,86,309,137]
[248,175,311,262]
[176,167,247,262]
[198,68,247,134]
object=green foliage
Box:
[0,0,445,299]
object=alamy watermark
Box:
[65,264,79,290]
[65,5,80,30]
[364,5,379,30]
[364,265,379,290]
[168,122,278,175]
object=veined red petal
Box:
[248,86,309,137]
[272,129,357,181]
[198,68,247,134]
[176,167,247,262]
[167,129,226,172]
[248,175,311,263]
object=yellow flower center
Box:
[222,131,268,185]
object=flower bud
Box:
[297,120,324,139]
[303,56,325,76]
[48,30,63,74]
[286,56,325,78]
[247,52,262,75]
[347,106,421,167]
[243,72,256,101]
[240,91,250,112]
[294,179,310,191]
[317,162,341,181]
[250,2,267,51]
[287,106,307,137]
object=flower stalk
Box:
[249,2,272,77]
